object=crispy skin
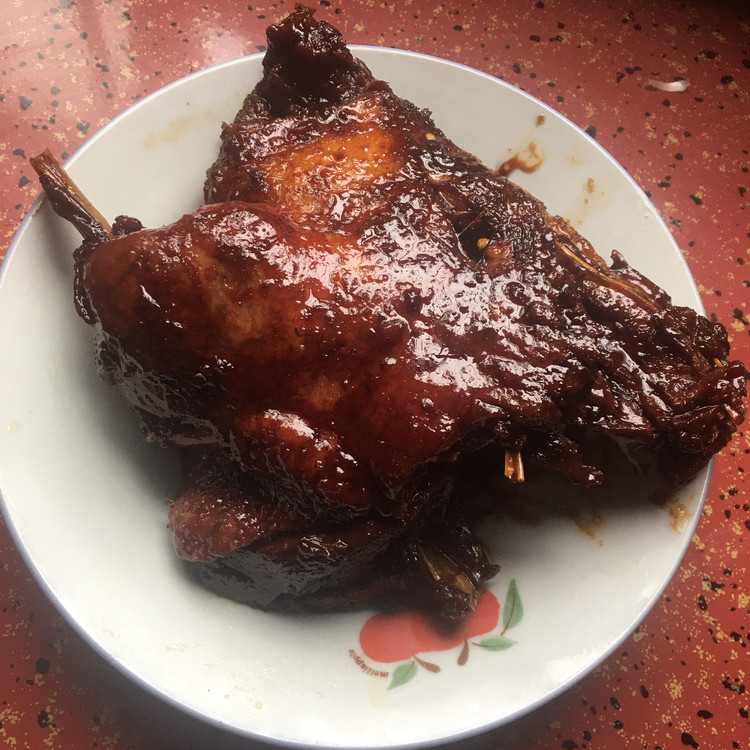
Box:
[33,6,747,618]
[204,6,745,481]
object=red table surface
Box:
[1,1,748,748]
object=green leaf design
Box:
[388,661,418,689]
[475,635,516,651]
[502,578,524,632]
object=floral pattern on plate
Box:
[350,579,524,689]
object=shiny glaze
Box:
[61,6,746,615]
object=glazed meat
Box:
[32,5,747,619]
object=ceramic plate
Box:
[0,49,709,748]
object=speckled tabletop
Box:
[1,1,748,748]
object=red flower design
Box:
[359,590,500,663]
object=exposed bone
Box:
[504,449,525,483]
[29,149,112,240]
[421,547,480,610]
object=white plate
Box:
[0,48,709,748]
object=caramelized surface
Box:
[34,6,747,617]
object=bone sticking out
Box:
[504,449,525,483]
[29,149,112,240]
[420,546,480,610]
